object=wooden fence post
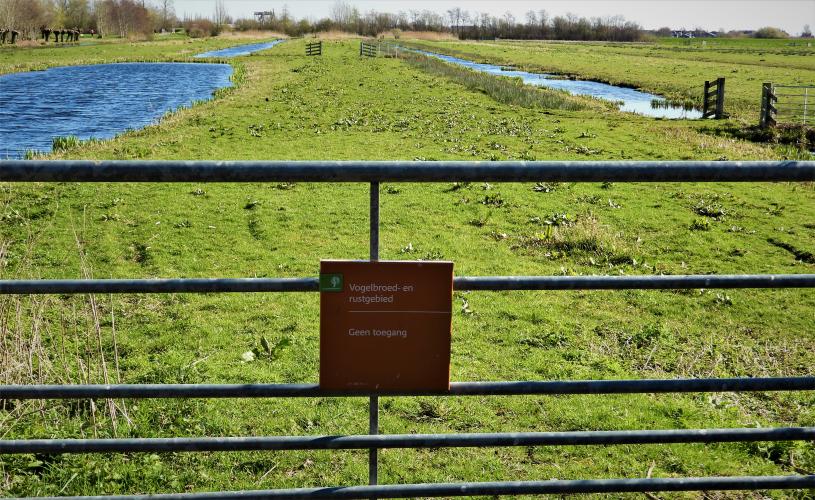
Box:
[703,80,711,118]
[715,77,725,119]
[760,83,777,128]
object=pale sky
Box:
[172,0,815,34]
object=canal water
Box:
[0,62,233,158]
[195,39,284,58]
[412,49,702,119]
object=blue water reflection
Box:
[0,62,233,158]
[195,40,284,58]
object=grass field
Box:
[0,36,814,498]
[402,38,815,123]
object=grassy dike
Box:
[1,38,814,497]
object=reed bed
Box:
[401,50,591,111]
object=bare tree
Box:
[213,0,230,28]
[159,0,173,31]
[0,0,49,38]
[330,0,353,26]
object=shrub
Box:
[753,27,789,39]
[52,136,82,152]
[184,18,220,38]
[690,218,711,231]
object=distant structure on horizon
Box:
[254,11,275,23]
[671,29,718,38]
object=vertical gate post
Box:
[715,77,725,119]
[368,181,380,498]
[703,80,711,118]
[760,83,777,128]
[760,83,769,127]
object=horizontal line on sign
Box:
[348,310,451,314]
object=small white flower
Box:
[241,351,256,362]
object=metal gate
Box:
[1,160,815,499]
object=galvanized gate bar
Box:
[368,181,380,495]
[16,475,815,499]
[4,377,815,399]
[1,160,814,182]
[2,274,815,294]
[3,427,814,455]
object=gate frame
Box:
[1,160,815,499]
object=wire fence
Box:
[761,83,815,127]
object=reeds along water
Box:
[650,98,699,111]
[402,52,589,111]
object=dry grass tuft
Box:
[312,30,363,40]
[0,222,129,434]
[394,31,458,41]
[219,30,288,40]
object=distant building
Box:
[672,30,718,38]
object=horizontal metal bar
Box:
[3,377,814,399]
[2,428,812,455]
[19,475,815,499]
[0,278,319,294]
[453,274,815,291]
[0,161,813,183]
[2,274,813,295]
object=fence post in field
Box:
[760,83,777,128]
[703,80,711,118]
[306,41,322,57]
[703,78,725,119]
[715,77,725,119]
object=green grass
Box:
[0,35,279,74]
[402,38,815,122]
[0,37,814,498]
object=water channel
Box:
[411,49,702,119]
[195,39,284,58]
[0,62,233,158]
[0,40,290,158]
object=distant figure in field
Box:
[0,29,8,45]
[41,26,51,41]
[10,30,19,44]
[73,29,81,42]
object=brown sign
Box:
[320,260,454,392]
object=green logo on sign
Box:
[320,274,343,292]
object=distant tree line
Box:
[451,10,644,41]
[230,2,644,41]
[7,0,801,43]
[0,0,177,40]
[232,3,450,38]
